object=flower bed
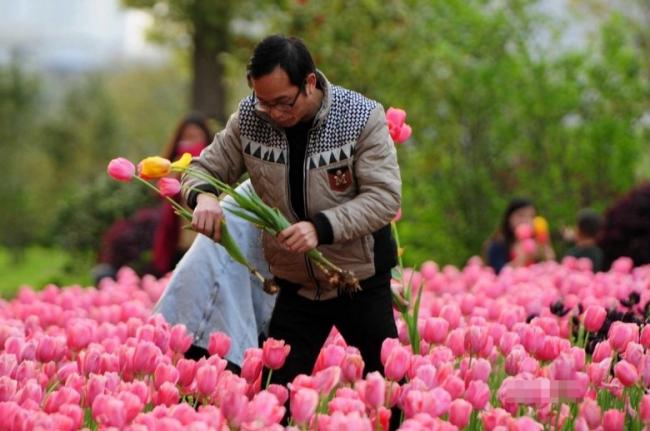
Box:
[0,256,648,430]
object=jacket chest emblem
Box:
[327,166,352,192]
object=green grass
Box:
[0,247,93,299]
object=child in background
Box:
[564,208,604,272]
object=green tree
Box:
[0,63,42,253]
[278,0,649,266]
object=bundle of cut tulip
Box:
[107,154,280,294]
[175,163,360,294]
[108,153,360,294]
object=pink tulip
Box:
[221,391,248,428]
[157,177,181,197]
[266,384,289,406]
[35,336,66,363]
[59,404,83,430]
[313,344,346,373]
[640,394,650,423]
[85,374,106,407]
[592,340,613,363]
[440,304,461,329]
[467,358,491,383]
[132,341,161,374]
[107,157,136,182]
[362,372,386,408]
[384,345,410,381]
[465,326,489,355]
[465,380,490,410]
[442,375,465,400]
[449,398,472,428]
[92,394,126,428]
[614,360,638,387]
[386,107,406,128]
[420,261,438,280]
[611,257,633,273]
[396,124,412,142]
[341,352,364,383]
[622,342,644,368]
[117,390,144,424]
[0,376,17,402]
[262,338,291,370]
[446,328,466,357]
[583,305,607,332]
[153,381,179,406]
[241,355,263,384]
[602,409,624,431]
[386,108,412,144]
[640,324,650,349]
[422,317,449,344]
[312,366,341,396]
[207,331,231,358]
[169,324,193,354]
[154,362,179,389]
[291,387,319,426]
[608,322,639,352]
[176,359,197,387]
[579,398,601,429]
[641,354,650,387]
[196,364,218,397]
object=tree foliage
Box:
[277,0,650,266]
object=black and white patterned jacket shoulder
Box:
[238,84,377,169]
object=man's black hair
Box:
[247,35,316,87]
[577,208,602,238]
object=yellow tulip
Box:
[138,156,171,179]
[171,152,192,170]
[533,216,550,243]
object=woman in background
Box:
[484,197,555,273]
[151,112,212,276]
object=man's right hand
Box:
[192,193,223,242]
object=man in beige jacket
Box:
[182,35,401,387]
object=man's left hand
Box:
[277,222,318,253]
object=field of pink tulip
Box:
[1,255,649,430]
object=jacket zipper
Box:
[284,130,318,289]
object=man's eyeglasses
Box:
[253,83,304,113]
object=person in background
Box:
[563,208,604,272]
[598,182,650,270]
[92,113,212,284]
[484,197,555,273]
[151,112,212,277]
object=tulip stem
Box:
[265,368,273,389]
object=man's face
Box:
[251,66,313,128]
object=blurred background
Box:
[1,0,649,295]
